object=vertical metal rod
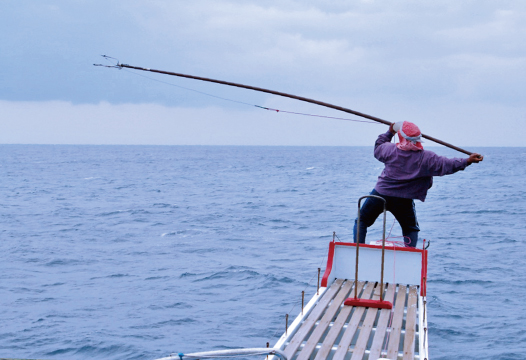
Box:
[301,291,305,314]
[285,314,289,334]
[332,231,335,242]
[380,201,387,302]
[354,201,361,299]
[356,195,387,301]
[317,268,320,295]
[266,342,269,360]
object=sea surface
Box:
[1,145,525,360]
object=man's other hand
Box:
[467,153,484,165]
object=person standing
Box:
[354,121,483,247]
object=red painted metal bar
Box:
[321,241,426,288]
[421,248,428,296]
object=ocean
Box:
[1,145,525,360]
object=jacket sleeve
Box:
[424,152,468,176]
[374,131,395,162]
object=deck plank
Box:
[386,284,408,360]
[402,285,419,360]
[283,279,344,359]
[368,284,398,360]
[295,280,354,360]
[312,281,365,360]
[331,282,375,360]
[350,283,396,360]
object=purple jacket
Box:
[374,131,468,202]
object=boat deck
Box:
[282,279,421,360]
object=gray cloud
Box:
[0,0,524,145]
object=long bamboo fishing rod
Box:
[98,59,473,155]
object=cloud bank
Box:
[1,99,522,147]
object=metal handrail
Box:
[354,195,387,301]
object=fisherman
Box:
[354,121,483,247]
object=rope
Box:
[387,219,396,239]
[182,352,271,358]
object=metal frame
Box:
[345,195,392,308]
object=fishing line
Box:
[118,66,379,126]
[255,106,380,124]
[121,67,260,108]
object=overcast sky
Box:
[1,0,525,148]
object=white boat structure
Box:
[270,239,429,360]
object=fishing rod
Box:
[95,57,473,155]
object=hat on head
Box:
[393,121,423,151]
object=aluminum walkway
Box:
[282,279,421,360]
